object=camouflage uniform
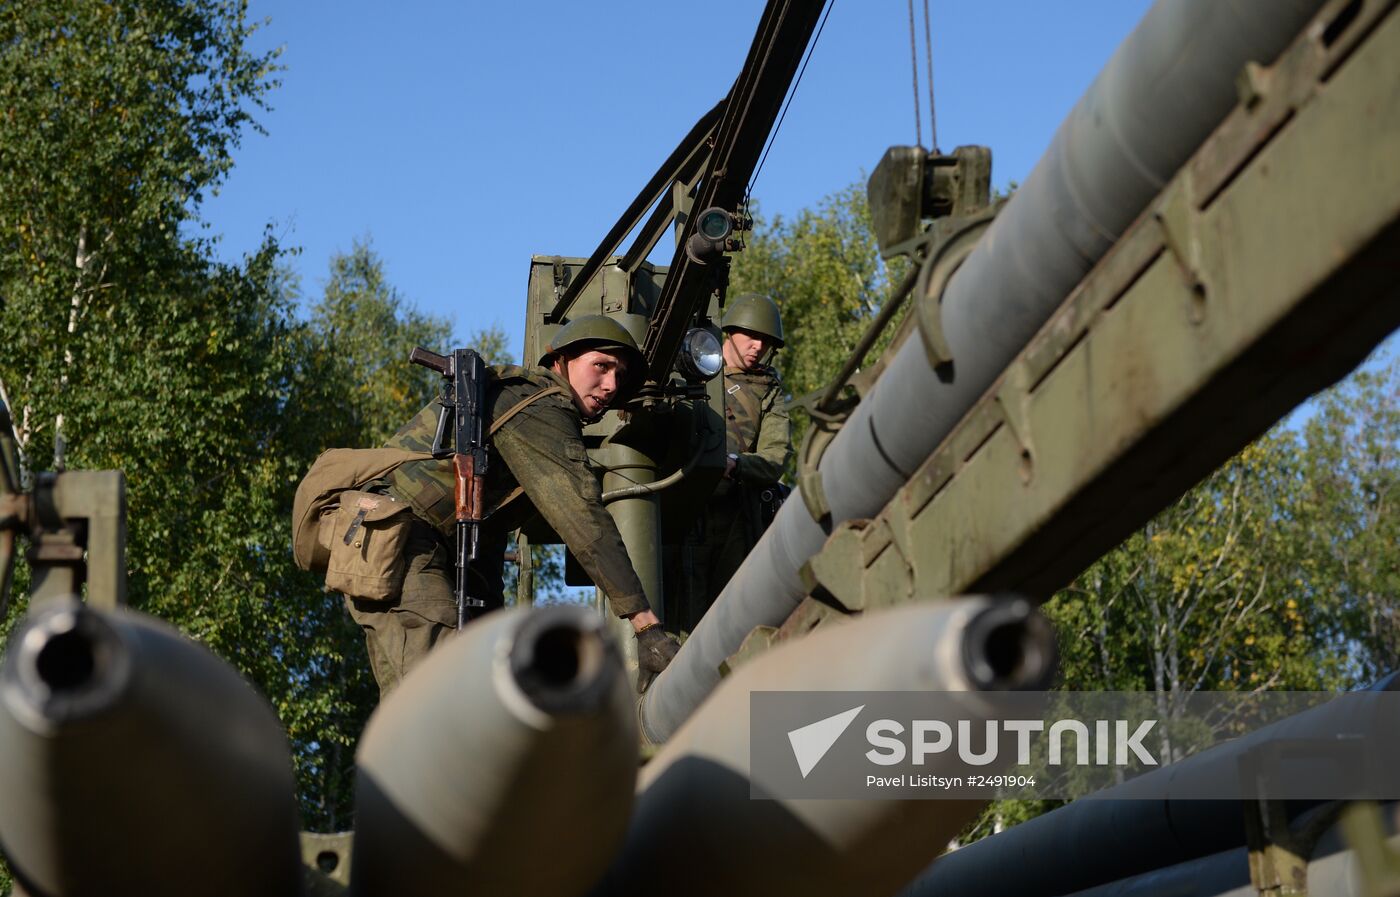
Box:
[345,364,649,695]
[670,362,792,632]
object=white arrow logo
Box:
[787,705,865,778]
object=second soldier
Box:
[671,294,793,632]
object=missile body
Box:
[639,0,1330,745]
[590,597,1056,897]
[1046,801,1399,897]
[0,599,302,897]
[901,682,1400,897]
[350,604,636,897]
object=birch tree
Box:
[0,0,279,468]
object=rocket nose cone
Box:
[508,605,617,716]
[961,595,1058,691]
[3,598,131,729]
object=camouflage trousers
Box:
[345,519,458,698]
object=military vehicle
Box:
[3,0,1400,894]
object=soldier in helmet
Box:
[347,315,678,695]
[672,294,794,632]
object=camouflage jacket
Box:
[382,364,649,617]
[722,364,792,485]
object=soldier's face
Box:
[556,349,628,418]
[724,329,769,371]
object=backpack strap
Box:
[483,384,568,516]
[489,385,565,435]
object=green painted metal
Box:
[513,531,534,607]
[39,471,126,609]
[639,0,1358,745]
[0,466,126,611]
[811,0,1400,619]
[300,832,352,896]
[597,436,665,682]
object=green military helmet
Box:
[721,293,785,348]
[539,314,647,396]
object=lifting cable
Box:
[907,0,922,146]
[908,0,939,151]
[745,0,837,208]
[924,0,938,151]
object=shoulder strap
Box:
[483,384,567,516]
[727,376,765,425]
[489,385,565,435]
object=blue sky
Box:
[200,0,1395,385]
[199,0,1157,357]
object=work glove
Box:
[636,624,680,675]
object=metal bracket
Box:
[799,517,914,613]
[1238,737,1354,897]
[796,412,845,526]
[8,469,128,610]
[1236,60,1271,111]
[1243,796,1311,896]
[792,202,1002,526]
[798,519,868,611]
[301,831,353,895]
[720,597,844,675]
[550,256,568,299]
[914,204,1002,375]
[993,362,1037,483]
[1341,802,1400,897]
[1153,185,1207,318]
[718,624,779,678]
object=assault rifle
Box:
[410,346,489,629]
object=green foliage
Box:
[293,238,452,448]
[0,237,456,843]
[0,0,284,883]
[470,321,515,368]
[1,0,482,846]
[1295,360,1400,682]
[0,0,280,458]
[960,353,1400,846]
[1048,433,1350,697]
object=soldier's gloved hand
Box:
[636,624,680,674]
